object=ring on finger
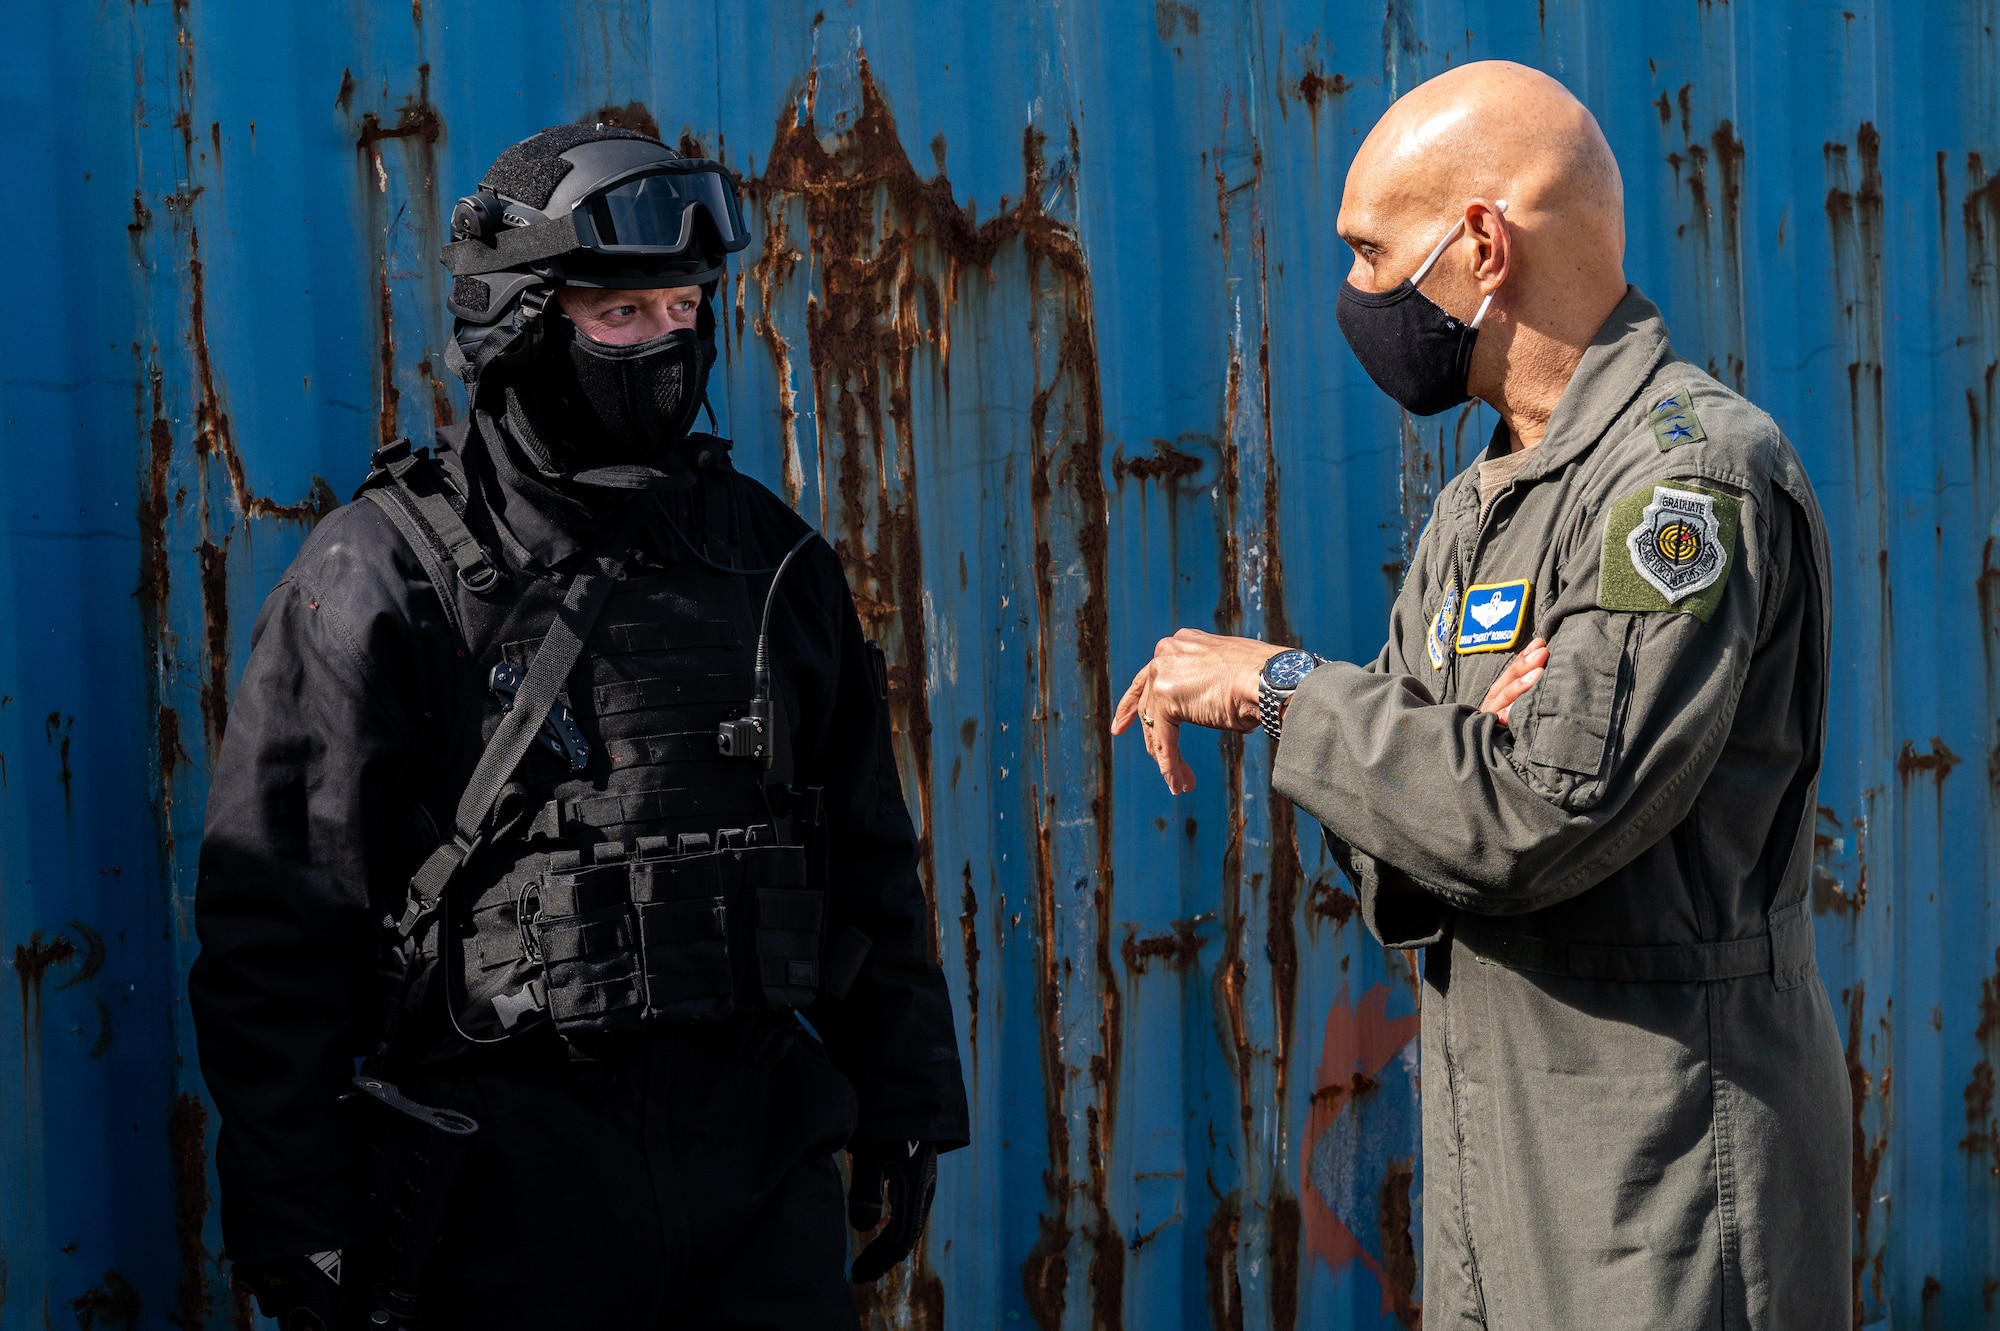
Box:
[1140,713,1155,728]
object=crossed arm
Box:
[1109,628,1548,794]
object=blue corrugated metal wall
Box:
[2,1,1995,1326]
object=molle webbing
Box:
[519,829,824,1037]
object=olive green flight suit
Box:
[1274,288,1849,1330]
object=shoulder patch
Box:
[1648,389,1707,452]
[1428,572,1460,670]
[1598,483,1741,620]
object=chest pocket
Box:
[1510,611,1639,811]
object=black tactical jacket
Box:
[189,417,968,1262]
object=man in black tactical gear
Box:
[192,123,968,1330]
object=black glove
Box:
[846,1140,939,1283]
[233,1253,343,1331]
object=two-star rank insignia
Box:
[1648,389,1707,452]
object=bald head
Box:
[1338,62,1629,447]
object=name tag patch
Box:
[1428,575,1460,670]
[1456,579,1531,654]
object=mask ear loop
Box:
[1468,199,1509,330]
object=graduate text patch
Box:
[1456,579,1531,654]
[1598,483,1742,621]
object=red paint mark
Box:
[1299,983,1422,1314]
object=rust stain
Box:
[1845,983,1888,1330]
[852,1233,946,1331]
[1710,119,1748,388]
[1827,124,1893,734]
[182,223,336,524]
[138,364,174,621]
[1085,1101,1124,1326]
[1294,68,1354,125]
[1963,1058,1996,1156]
[1967,947,2000,1156]
[70,1269,142,1330]
[751,58,1118,1322]
[374,255,402,449]
[1307,874,1358,928]
[1663,102,1748,388]
[1121,914,1209,975]
[589,100,660,139]
[154,701,190,866]
[1255,187,1302,1163]
[168,1091,212,1330]
[1208,96,1257,1194]
[1155,0,1200,41]
[417,356,457,429]
[1812,804,1862,915]
[352,63,446,453]
[43,712,73,815]
[1377,1157,1420,1327]
[1111,441,1202,483]
[1204,1189,1245,1331]
[1268,1191,1301,1331]
[196,539,231,745]
[959,861,979,1060]
[1021,1207,1071,1331]
[1895,736,1961,788]
[14,932,78,1046]
[354,62,442,152]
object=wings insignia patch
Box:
[1455,579,1532,654]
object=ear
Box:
[1466,199,1511,292]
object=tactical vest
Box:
[360,429,840,1048]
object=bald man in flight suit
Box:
[1114,61,1849,1330]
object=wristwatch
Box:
[1258,648,1328,740]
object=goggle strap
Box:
[442,212,583,277]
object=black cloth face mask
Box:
[562,318,713,461]
[1335,202,1506,417]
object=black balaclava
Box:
[551,313,713,463]
[1335,206,1505,417]
[499,287,718,495]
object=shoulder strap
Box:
[363,485,468,646]
[357,438,504,646]
[393,498,651,943]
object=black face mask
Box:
[1335,211,1501,417]
[554,315,715,463]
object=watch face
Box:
[1262,648,1318,690]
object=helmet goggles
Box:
[443,158,750,286]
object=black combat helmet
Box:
[441,124,750,390]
